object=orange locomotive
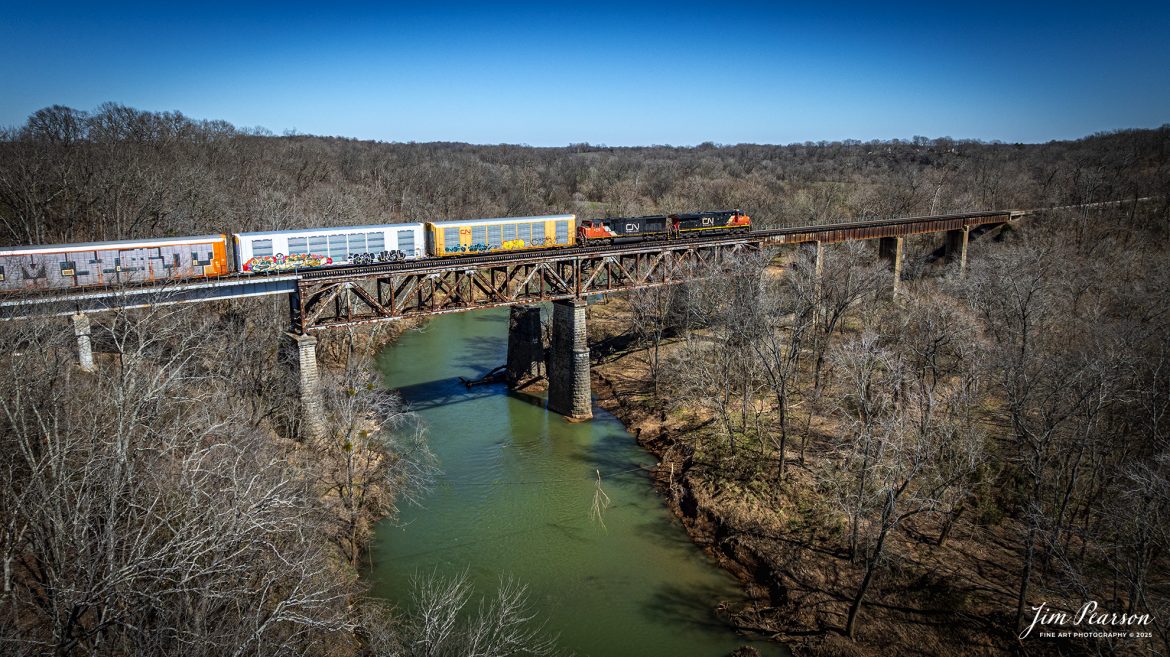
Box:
[578,209,751,245]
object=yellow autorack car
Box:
[426,214,576,256]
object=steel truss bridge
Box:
[0,210,1025,331]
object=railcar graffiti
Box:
[349,251,406,265]
[243,253,332,272]
[446,243,492,254]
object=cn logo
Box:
[625,224,639,232]
[702,217,715,226]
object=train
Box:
[0,210,750,293]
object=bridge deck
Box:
[0,210,1022,323]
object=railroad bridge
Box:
[0,210,1024,436]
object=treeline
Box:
[1,103,1167,247]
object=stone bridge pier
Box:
[71,313,96,372]
[281,331,327,441]
[546,298,592,420]
[877,236,905,294]
[506,304,544,384]
[944,227,970,274]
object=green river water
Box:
[369,308,781,657]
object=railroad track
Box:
[298,209,1021,280]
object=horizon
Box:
[12,102,1168,149]
[2,1,1169,146]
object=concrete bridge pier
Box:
[547,298,592,420]
[799,239,826,295]
[282,331,327,441]
[878,236,905,295]
[944,227,970,274]
[71,313,96,372]
[506,304,544,385]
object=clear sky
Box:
[1,1,1167,146]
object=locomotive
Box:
[0,209,751,293]
[578,209,751,245]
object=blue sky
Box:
[1,1,1167,145]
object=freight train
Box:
[0,210,750,293]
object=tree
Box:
[361,571,561,657]
[627,284,678,398]
[790,241,887,463]
[318,365,436,565]
[666,252,770,457]
[751,271,813,479]
[822,322,986,640]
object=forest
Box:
[1,103,1165,247]
[0,103,1167,656]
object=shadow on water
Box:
[456,334,509,372]
[641,581,743,631]
[625,515,720,553]
[393,377,499,411]
[507,388,549,409]
[394,377,549,413]
[570,440,651,478]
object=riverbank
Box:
[586,297,1023,657]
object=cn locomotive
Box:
[0,209,750,293]
[578,209,751,245]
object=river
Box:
[368,307,780,656]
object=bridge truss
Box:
[290,209,1022,332]
[291,238,761,331]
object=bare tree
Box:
[0,305,356,657]
[318,365,437,565]
[665,252,769,457]
[363,570,560,657]
[788,241,887,464]
[821,323,986,640]
[627,284,677,398]
[752,271,814,479]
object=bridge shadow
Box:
[392,376,548,413]
[392,377,498,411]
[452,334,508,374]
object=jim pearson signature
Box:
[1021,601,1152,639]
